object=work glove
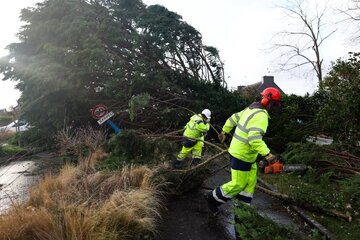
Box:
[218,131,226,144]
[265,153,276,163]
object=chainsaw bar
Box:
[282,164,307,172]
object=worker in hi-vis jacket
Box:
[205,87,282,213]
[173,109,211,169]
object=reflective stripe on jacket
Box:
[222,104,270,163]
[183,114,210,140]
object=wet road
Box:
[0,153,63,214]
[0,161,38,214]
[205,168,305,239]
[156,167,306,240]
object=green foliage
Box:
[233,202,300,240]
[309,229,325,240]
[0,144,24,157]
[0,115,12,126]
[137,4,226,87]
[0,0,235,141]
[283,142,360,169]
[128,93,151,122]
[317,52,360,144]
[99,130,177,170]
[264,168,359,211]
[278,142,360,211]
[266,93,326,152]
[191,84,249,125]
[314,215,360,240]
[293,173,345,210]
[263,172,360,239]
[11,128,55,150]
[339,175,360,209]
[283,142,323,166]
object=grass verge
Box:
[0,150,162,240]
[0,143,24,158]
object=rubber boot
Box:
[172,159,183,169]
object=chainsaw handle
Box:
[258,154,285,174]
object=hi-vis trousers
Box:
[177,137,204,161]
[211,154,257,204]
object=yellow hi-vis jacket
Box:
[222,104,270,163]
[183,114,210,140]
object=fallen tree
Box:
[256,184,353,223]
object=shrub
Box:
[266,93,325,152]
[0,131,15,143]
[0,115,12,126]
[0,143,25,157]
[100,130,177,170]
[282,142,323,166]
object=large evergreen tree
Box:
[1,0,243,137]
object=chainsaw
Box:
[258,155,307,174]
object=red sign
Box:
[91,104,108,119]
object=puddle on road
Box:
[0,161,39,214]
[0,161,37,185]
[0,155,63,215]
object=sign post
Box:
[90,104,121,134]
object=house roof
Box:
[238,76,285,99]
[0,109,7,115]
[257,76,285,95]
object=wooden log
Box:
[256,185,291,200]
[171,150,228,173]
[257,177,278,192]
[256,185,334,239]
[324,208,352,223]
[291,205,334,240]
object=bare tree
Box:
[270,0,336,92]
[337,0,360,41]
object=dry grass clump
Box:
[0,155,162,240]
[0,207,61,240]
[100,189,161,238]
[0,131,15,142]
[55,126,107,161]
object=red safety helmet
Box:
[260,87,281,106]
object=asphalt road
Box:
[0,152,63,214]
[155,168,307,240]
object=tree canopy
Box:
[316,52,360,144]
[0,0,245,137]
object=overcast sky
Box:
[0,0,359,109]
